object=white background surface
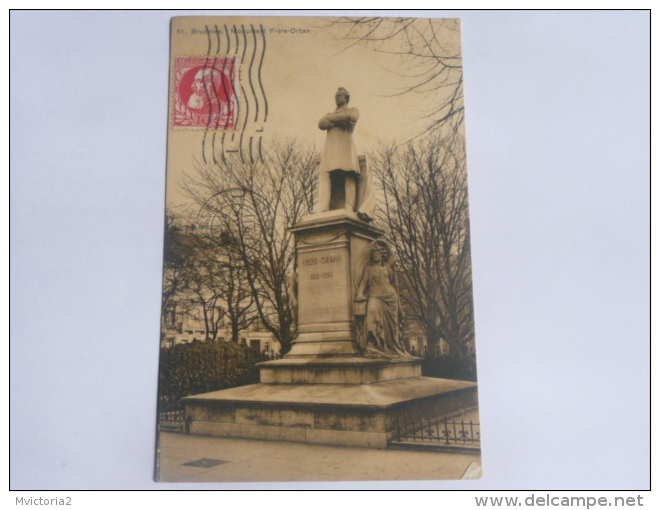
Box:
[10,10,650,489]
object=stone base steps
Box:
[389,441,480,454]
[158,423,184,433]
[183,376,478,449]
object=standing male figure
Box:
[316,87,360,213]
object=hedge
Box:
[157,341,267,411]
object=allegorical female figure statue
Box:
[354,241,411,358]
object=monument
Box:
[182,89,477,449]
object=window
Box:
[165,309,176,328]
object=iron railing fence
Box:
[393,414,480,447]
[158,408,185,431]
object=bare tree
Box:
[183,139,317,354]
[192,227,258,343]
[323,17,464,138]
[374,133,474,357]
[185,263,226,343]
[161,211,258,343]
[161,212,197,334]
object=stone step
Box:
[183,377,478,449]
[257,356,422,384]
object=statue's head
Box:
[192,68,222,101]
[335,87,350,106]
[371,241,391,264]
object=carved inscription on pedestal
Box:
[303,254,340,281]
[298,249,350,324]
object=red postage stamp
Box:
[172,57,237,129]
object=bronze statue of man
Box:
[315,87,361,213]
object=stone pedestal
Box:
[183,210,478,449]
[184,359,478,449]
[286,210,384,357]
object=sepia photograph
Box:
[10,10,649,493]
[156,15,481,483]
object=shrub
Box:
[157,341,266,411]
[421,353,477,382]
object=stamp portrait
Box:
[172,56,237,129]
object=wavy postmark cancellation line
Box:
[172,56,238,130]
[171,24,270,163]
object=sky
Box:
[166,16,463,205]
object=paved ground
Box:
[157,431,481,483]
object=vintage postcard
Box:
[156,15,481,483]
